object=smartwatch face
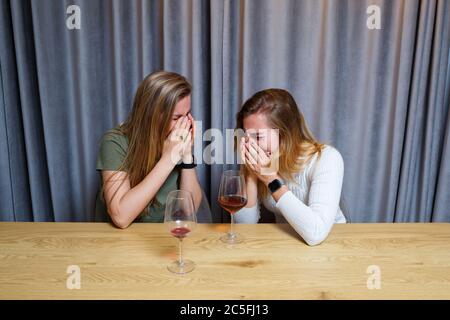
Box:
[269,179,282,193]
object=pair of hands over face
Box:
[240,135,279,185]
[163,113,195,165]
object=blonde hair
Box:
[236,88,325,199]
[106,71,191,209]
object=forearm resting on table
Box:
[275,191,337,246]
[103,155,175,229]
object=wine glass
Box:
[218,170,248,244]
[164,189,197,274]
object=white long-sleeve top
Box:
[234,145,346,246]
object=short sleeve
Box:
[96,132,128,171]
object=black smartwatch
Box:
[268,178,284,193]
[179,155,197,169]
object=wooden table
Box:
[0,222,449,299]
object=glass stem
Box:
[178,239,184,266]
[230,214,235,237]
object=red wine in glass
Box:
[170,226,191,239]
[218,195,247,215]
[218,170,247,244]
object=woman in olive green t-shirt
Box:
[95,71,203,228]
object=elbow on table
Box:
[114,220,131,229]
[108,210,132,229]
[302,233,328,247]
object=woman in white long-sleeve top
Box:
[234,88,346,246]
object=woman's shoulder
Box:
[100,126,128,156]
[96,126,128,171]
[302,145,343,174]
[100,126,128,147]
[319,145,343,163]
[294,145,343,182]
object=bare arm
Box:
[102,154,176,229]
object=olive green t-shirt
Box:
[95,127,179,223]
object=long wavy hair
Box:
[105,71,191,208]
[236,88,325,199]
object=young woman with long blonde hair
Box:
[95,71,203,228]
[234,89,346,246]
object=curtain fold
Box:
[0,0,449,222]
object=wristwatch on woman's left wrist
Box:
[179,155,197,169]
[268,178,284,193]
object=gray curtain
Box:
[0,0,449,223]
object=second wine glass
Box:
[218,170,248,244]
[164,189,197,274]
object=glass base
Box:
[220,232,244,244]
[167,259,195,274]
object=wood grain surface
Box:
[1,222,449,299]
